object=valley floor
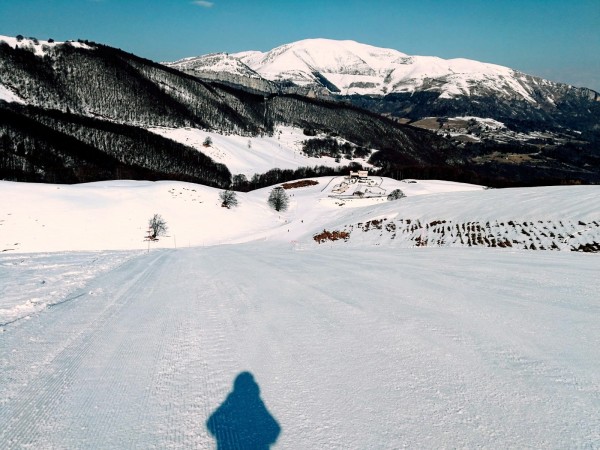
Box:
[1,245,598,448]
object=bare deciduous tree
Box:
[219,190,238,208]
[148,214,168,240]
[267,187,289,212]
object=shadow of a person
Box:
[207,372,281,449]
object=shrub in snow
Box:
[281,180,319,189]
[203,136,212,147]
[387,189,406,201]
[219,190,238,209]
[268,187,289,212]
[313,230,350,243]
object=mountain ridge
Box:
[168,38,599,101]
[166,38,600,138]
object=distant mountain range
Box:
[1,35,599,187]
[167,38,600,136]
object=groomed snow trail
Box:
[1,245,599,448]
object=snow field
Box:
[1,176,599,447]
[0,177,481,254]
[0,245,598,448]
[323,185,600,251]
[3,178,599,256]
[0,180,277,253]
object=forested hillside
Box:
[0,104,232,185]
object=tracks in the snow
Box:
[0,250,170,448]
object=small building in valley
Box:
[349,170,369,180]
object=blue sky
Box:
[1,0,599,90]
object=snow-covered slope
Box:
[165,52,278,94]
[0,35,89,105]
[0,35,92,57]
[321,184,600,252]
[167,52,262,79]
[2,176,599,255]
[2,178,599,448]
[1,245,598,448]
[0,83,24,104]
[148,125,373,178]
[2,245,598,448]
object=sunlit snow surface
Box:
[0,83,25,104]
[0,177,482,254]
[1,178,599,448]
[0,251,138,325]
[0,246,598,448]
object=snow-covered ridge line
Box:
[168,38,589,101]
[166,52,263,79]
[0,35,93,57]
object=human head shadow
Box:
[207,371,281,449]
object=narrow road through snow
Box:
[1,245,599,448]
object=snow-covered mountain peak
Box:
[235,38,537,98]
[236,38,408,67]
[233,38,409,87]
[168,38,589,103]
[166,52,261,79]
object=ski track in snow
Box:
[1,245,599,448]
[0,251,140,325]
